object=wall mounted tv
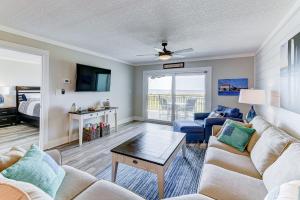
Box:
[75,64,111,92]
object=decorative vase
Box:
[70,103,77,112]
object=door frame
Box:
[0,40,49,150]
[142,67,212,123]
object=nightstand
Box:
[0,107,17,127]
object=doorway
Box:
[143,67,212,124]
[0,40,49,151]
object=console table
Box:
[68,107,118,146]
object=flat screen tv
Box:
[75,64,111,92]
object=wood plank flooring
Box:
[0,124,39,152]
[56,122,175,176]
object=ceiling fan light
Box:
[159,55,172,61]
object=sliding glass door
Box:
[174,74,205,120]
[145,69,210,123]
[147,76,172,122]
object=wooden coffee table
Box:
[111,131,186,199]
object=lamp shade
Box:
[0,86,9,95]
[239,89,265,105]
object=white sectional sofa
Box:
[1,116,299,200]
[198,116,300,200]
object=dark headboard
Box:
[16,86,40,109]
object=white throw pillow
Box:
[264,180,300,200]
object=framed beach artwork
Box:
[280,32,300,114]
[218,78,248,96]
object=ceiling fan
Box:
[136,41,193,61]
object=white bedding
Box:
[18,100,40,117]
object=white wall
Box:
[0,59,41,107]
[0,30,134,148]
[133,57,254,118]
[0,59,41,86]
[255,4,300,139]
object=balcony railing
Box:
[147,94,205,121]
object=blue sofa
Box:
[173,105,243,143]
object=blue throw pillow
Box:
[1,145,65,197]
[224,108,240,118]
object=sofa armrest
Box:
[212,125,222,136]
[194,112,210,120]
[46,149,62,165]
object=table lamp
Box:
[239,89,265,122]
[0,86,10,105]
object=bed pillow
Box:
[0,147,26,172]
[217,121,255,152]
[24,93,41,100]
[1,145,65,197]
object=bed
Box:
[16,86,40,127]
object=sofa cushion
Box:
[205,147,261,179]
[263,143,300,191]
[163,194,214,200]
[247,116,272,152]
[264,180,300,200]
[217,121,255,152]
[198,164,267,200]
[250,127,295,175]
[208,136,249,156]
[173,120,204,133]
[74,180,144,200]
[55,165,97,200]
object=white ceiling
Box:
[0,0,297,65]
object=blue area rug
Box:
[97,146,206,200]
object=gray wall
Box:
[255,6,300,139]
[133,57,254,118]
[0,30,134,148]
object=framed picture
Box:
[280,32,300,114]
[163,62,184,69]
[218,78,248,96]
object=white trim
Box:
[134,53,255,66]
[142,67,212,121]
[0,39,49,150]
[256,0,300,55]
[0,24,130,65]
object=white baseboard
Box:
[45,116,136,149]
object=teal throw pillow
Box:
[217,121,255,152]
[1,145,65,197]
